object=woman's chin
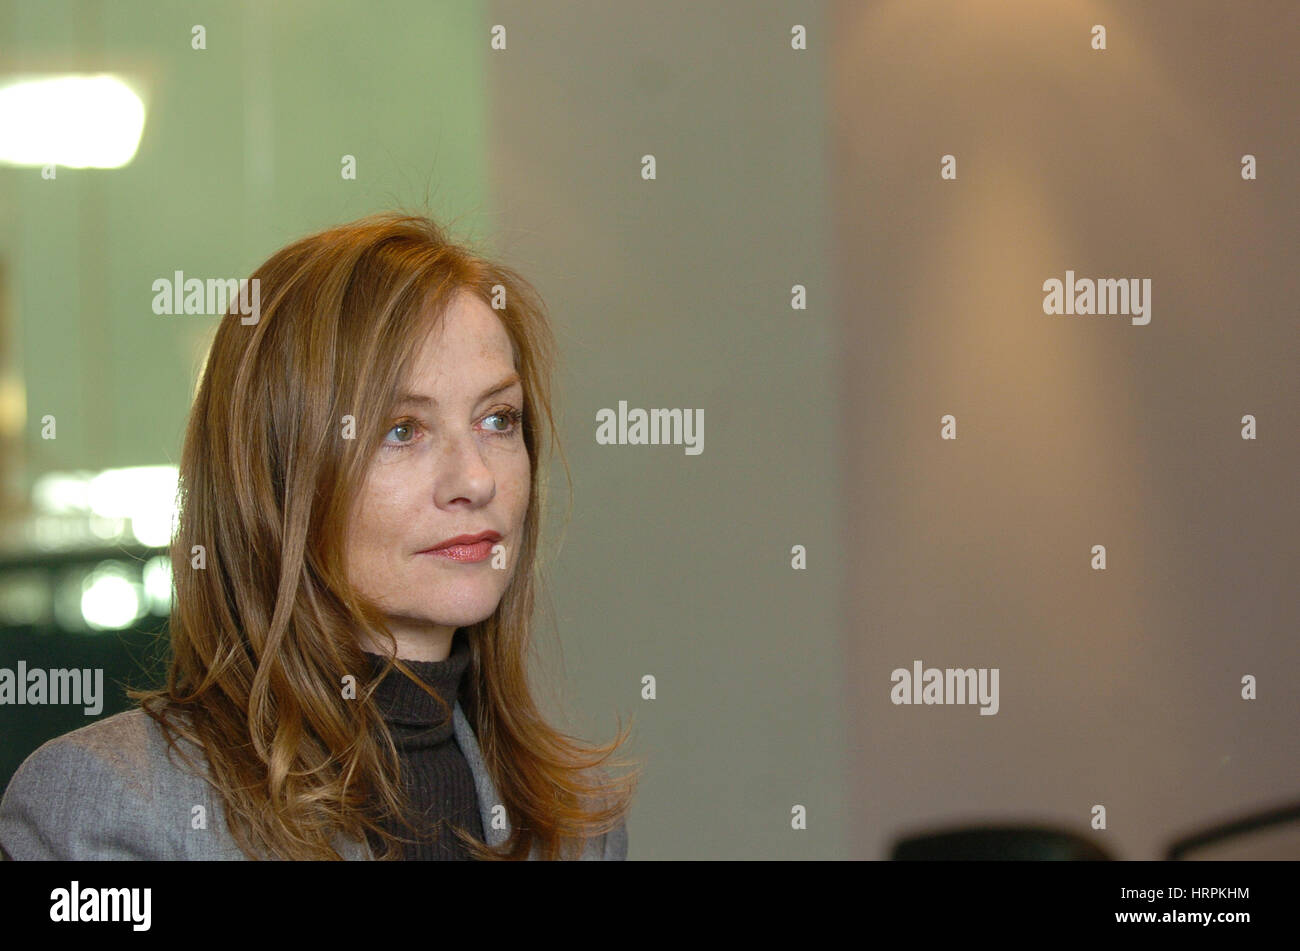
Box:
[400,593,505,629]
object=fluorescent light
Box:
[86,465,179,546]
[80,564,142,630]
[0,74,145,168]
[31,472,93,515]
[142,555,173,616]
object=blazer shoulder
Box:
[575,811,628,861]
[579,767,630,861]
[0,709,208,860]
[602,816,629,861]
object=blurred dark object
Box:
[1165,801,1300,860]
[891,799,1300,859]
[0,542,170,791]
[891,826,1113,860]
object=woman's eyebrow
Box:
[394,372,522,407]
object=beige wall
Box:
[486,1,850,858]
[832,0,1299,858]
[489,0,1298,859]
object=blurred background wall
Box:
[0,0,1295,860]
[831,0,1299,860]
[0,0,490,476]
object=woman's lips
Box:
[421,540,495,562]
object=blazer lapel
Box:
[453,701,542,860]
[452,701,509,847]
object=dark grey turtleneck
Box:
[362,629,485,860]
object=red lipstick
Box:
[419,531,501,563]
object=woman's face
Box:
[344,290,531,661]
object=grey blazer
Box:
[0,703,627,861]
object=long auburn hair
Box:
[129,211,638,860]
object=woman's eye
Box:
[384,422,415,445]
[483,408,524,437]
[382,410,521,450]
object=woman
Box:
[0,212,638,860]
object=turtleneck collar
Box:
[362,630,472,739]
